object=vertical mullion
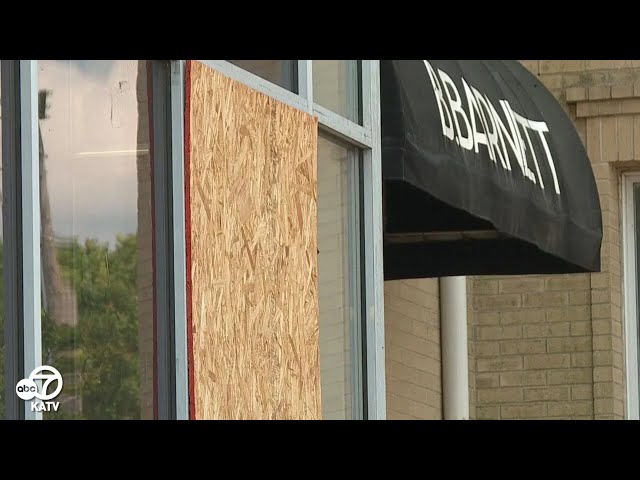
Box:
[20,60,41,421]
[2,60,24,420]
[346,60,360,125]
[151,60,175,420]
[296,60,313,112]
[347,149,364,420]
[170,60,189,420]
[361,60,385,420]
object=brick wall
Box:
[468,60,640,419]
[385,278,442,419]
[470,274,594,419]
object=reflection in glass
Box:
[317,135,362,419]
[313,61,360,123]
[228,60,297,92]
[39,60,154,419]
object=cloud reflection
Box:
[39,60,145,248]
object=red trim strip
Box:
[184,60,196,420]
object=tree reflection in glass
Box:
[39,60,154,419]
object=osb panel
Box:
[186,61,321,419]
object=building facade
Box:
[386,60,640,420]
[2,60,633,420]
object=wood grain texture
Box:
[186,61,321,419]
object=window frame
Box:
[622,172,640,420]
[6,60,184,420]
[3,58,384,420]
[196,59,385,419]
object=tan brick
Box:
[473,278,499,295]
[571,352,593,368]
[473,294,522,311]
[477,356,523,372]
[524,354,571,370]
[547,336,592,353]
[524,292,568,308]
[499,277,544,294]
[476,373,500,389]
[591,289,610,305]
[601,116,619,162]
[476,406,499,420]
[500,339,546,355]
[477,387,524,404]
[566,305,591,321]
[548,401,593,417]
[476,325,522,341]
[546,274,590,291]
[524,323,571,339]
[593,366,613,382]
[500,403,546,419]
[500,371,546,387]
[570,321,591,337]
[500,311,527,325]
[547,368,593,385]
[474,312,500,325]
[588,86,612,100]
[612,335,623,354]
[569,290,591,305]
[586,117,602,162]
[591,272,610,289]
[524,386,570,402]
[566,87,587,102]
[593,350,614,367]
[475,342,500,357]
[592,319,611,335]
[571,384,593,401]
[594,382,614,398]
[599,100,623,116]
[614,399,624,417]
[617,116,634,161]
[592,162,612,180]
[611,83,635,99]
[621,98,640,114]
[539,60,563,73]
[593,334,612,351]
[586,60,632,70]
[594,398,614,415]
[612,321,622,338]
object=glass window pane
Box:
[634,183,640,390]
[39,60,154,419]
[313,60,361,123]
[317,135,363,419]
[227,60,297,93]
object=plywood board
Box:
[185,61,321,419]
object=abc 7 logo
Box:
[15,366,63,401]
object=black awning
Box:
[381,60,603,280]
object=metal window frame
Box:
[150,60,177,420]
[170,61,189,421]
[9,60,186,420]
[622,172,640,420]
[20,60,41,421]
[2,60,25,420]
[6,58,384,420]
[193,59,385,419]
